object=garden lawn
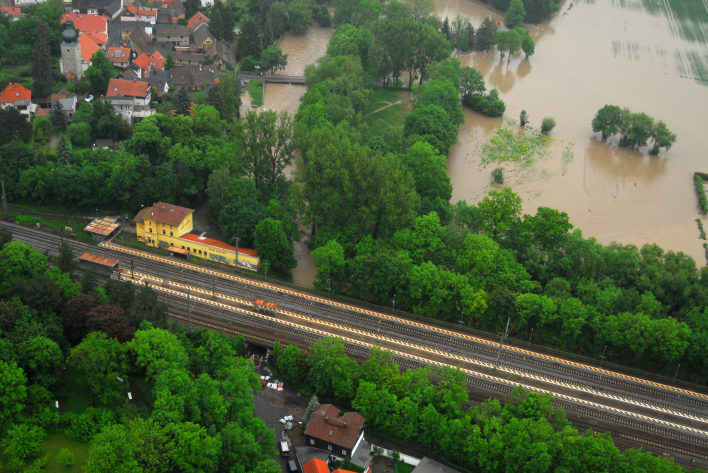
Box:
[10,213,97,245]
[364,87,403,115]
[396,463,415,473]
[0,433,91,473]
[248,80,264,106]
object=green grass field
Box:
[364,88,404,115]
[363,88,411,128]
[248,80,264,107]
[396,463,416,473]
[0,433,92,473]
[10,213,97,245]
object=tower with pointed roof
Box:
[60,20,84,80]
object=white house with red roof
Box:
[0,84,37,118]
[122,3,157,23]
[105,78,151,119]
[62,13,108,35]
[1,7,22,21]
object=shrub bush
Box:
[492,167,504,184]
[65,407,117,441]
[541,117,556,134]
[464,89,505,117]
[67,122,92,146]
[314,5,332,26]
[59,448,75,466]
[695,174,708,214]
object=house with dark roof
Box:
[129,26,172,57]
[0,84,37,118]
[191,22,215,47]
[304,404,366,460]
[122,3,157,23]
[51,90,78,118]
[71,0,123,20]
[173,51,205,66]
[156,26,190,46]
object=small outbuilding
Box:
[304,404,365,460]
[78,252,119,276]
[84,217,120,241]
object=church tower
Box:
[60,20,83,80]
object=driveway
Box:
[253,384,309,472]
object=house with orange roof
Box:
[129,53,152,78]
[122,3,157,23]
[1,7,22,21]
[0,84,37,118]
[106,78,151,104]
[186,11,209,30]
[149,51,166,70]
[108,46,131,68]
[62,13,108,35]
[84,32,108,47]
[302,458,329,473]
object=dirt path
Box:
[362,100,402,119]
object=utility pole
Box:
[599,345,608,367]
[392,294,396,312]
[0,179,8,219]
[212,276,216,300]
[493,317,510,375]
[130,259,135,279]
[673,364,681,383]
[234,236,240,271]
[187,287,192,332]
[458,318,465,331]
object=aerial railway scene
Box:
[1,0,707,470]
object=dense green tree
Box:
[50,100,68,130]
[32,21,54,98]
[476,17,497,51]
[1,424,45,460]
[0,360,27,432]
[217,180,265,248]
[67,122,92,146]
[505,0,526,28]
[311,239,346,292]
[403,104,458,155]
[55,136,72,166]
[413,79,464,125]
[236,18,262,60]
[0,241,47,298]
[649,120,677,154]
[67,332,129,404]
[254,218,297,274]
[174,87,192,116]
[128,327,189,380]
[521,34,535,58]
[210,0,235,41]
[0,108,32,146]
[267,2,290,37]
[260,45,288,75]
[287,0,313,34]
[163,52,177,70]
[308,337,358,402]
[84,424,141,473]
[541,116,556,134]
[333,0,382,27]
[85,50,116,97]
[591,104,622,140]
[399,141,452,208]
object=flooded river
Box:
[265,0,708,285]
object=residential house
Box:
[121,21,153,41]
[191,22,215,47]
[121,3,157,23]
[211,41,237,69]
[410,459,461,473]
[1,7,22,20]
[0,84,37,118]
[172,51,204,67]
[186,11,208,30]
[14,0,45,6]
[156,8,171,23]
[199,0,213,6]
[106,78,151,106]
[72,0,123,19]
[62,13,108,35]
[302,459,330,473]
[156,26,190,46]
[108,46,131,68]
[149,51,166,69]
[304,404,365,460]
[133,202,260,269]
[129,53,152,77]
[83,31,107,48]
[121,69,170,93]
[129,25,171,56]
[51,89,78,119]
[170,65,217,90]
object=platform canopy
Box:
[168,246,189,255]
[84,217,120,237]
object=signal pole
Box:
[187,287,192,332]
[493,317,510,375]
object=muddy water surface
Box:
[440,0,708,263]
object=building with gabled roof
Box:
[134,202,260,270]
[304,404,366,460]
[302,458,329,473]
[186,11,209,30]
[156,26,190,46]
[77,33,101,63]
[0,84,36,118]
[1,7,22,21]
[192,22,215,47]
[108,46,131,68]
[72,0,123,19]
[62,13,108,35]
[106,78,150,103]
[122,3,157,22]
[149,51,166,70]
[130,52,152,77]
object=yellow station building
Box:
[133,202,260,271]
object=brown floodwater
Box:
[439,0,708,264]
[265,0,708,283]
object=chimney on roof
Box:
[329,430,333,436]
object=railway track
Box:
[5,221,708,461]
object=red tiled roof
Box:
[108,47,131,62]
[36,108,49,116]
[124,4,157,16]
[142,202,193,226]
[179,233,258,257]
[186,11,209,29]
[132,53,152,70]
[303,459,329,473]
[1,7,21,18]
[0,84,31,103]
[62,14,107,33]
[304,404,365,450]
[79,252,118,267]
[106,78,149,98]
[77,33,101,64]
[85,32,107,45]
[150,51,166,69]
[332,470,359,473]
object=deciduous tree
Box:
[67,332,129,404]
[32,21,54,98]
[85,49,116,97]
[504,0,526,29]
[254,217,297,274]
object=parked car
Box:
[120,41,128,47]
[85,95,94,102]
[287,460,298,473]
[279,439,290,458]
